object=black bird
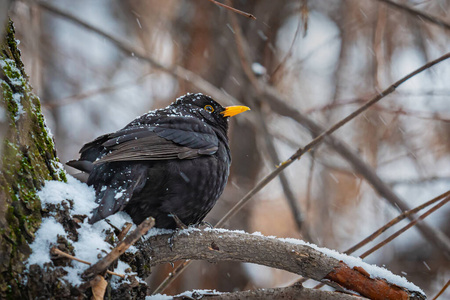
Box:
[67,93,249,229]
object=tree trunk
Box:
[0,20,66,299]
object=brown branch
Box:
[43,72,153,109]
[271,5,303,78]
[118,222,133,242]
[360,195,450,258]
[166,284,366,299]
[206,0,256,20]
[432,280,450,300]
[375,0,450,31]
[346,190,450,255]
[304,98,450,123]
[81,217,154,282]
[50,248,125,279]
[324,263,423,300]
[152,259,192,295]
[137,229,425,299]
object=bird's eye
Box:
[204,105,214,112]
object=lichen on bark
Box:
[0,20,66,299]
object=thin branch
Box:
[81,217,154,282]
[271,7,303,78]
[117,222,133,242]
[152,259,191,295]
[346,190,450,255]
[432,280,450,300]
[360,195,450,258]
[50,247,125,278]
[304,98,450,123]
[43,72,153,109]
[375,0,450,31]
[206,0,256,20]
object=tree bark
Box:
[0,20,66,299]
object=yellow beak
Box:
[221,105,250,117]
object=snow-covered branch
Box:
[128,228,426,300]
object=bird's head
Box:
[173,93,250,130]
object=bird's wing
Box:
[94,117,219,164]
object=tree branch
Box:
[206,0,256,20]
[133,229,425,300]
[81,217,155,282]
[161,284,366,300]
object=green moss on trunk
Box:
[0,20,66,299]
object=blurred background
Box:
[6,0,450,297]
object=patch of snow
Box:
[27,218,66,266]
[29,175,137,285]
[0,58,24,86]
[12,93,24,120]
[252,62,266,75]
[38,175,97,215]
[145,295,172,300]
[115,190,124,199]
[144,227,173,238]
[146,290,222,300]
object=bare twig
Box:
[360,195,450,258]
[304,98,450,123]
[346,190,450,255]
[50,247,125,278]
[375,0,450,31]
[117,222,133,242]
[44,72,153,109]
[81,217,154,281]
[271,6,303,78]
[206,0,256,20]
[152,260,191,295]
[432,280,450,300]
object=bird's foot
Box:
[198,221,213,229]
[169,213,188,230]
[167,213,188,251]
